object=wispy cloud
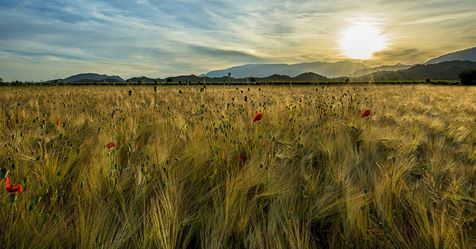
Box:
[372,48,433,64]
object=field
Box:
[1,85,475,248]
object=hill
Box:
[64,73,124,83]
[426,47,476,64]
[203,61,369,78]
[292,72,328,81]
[357,61,476,81]
[126,76,158,82]
[351,64,412,77]
[260,74,293,81]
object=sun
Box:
[339,23,387,60]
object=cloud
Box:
[1,0,476,81]
[188,45,267,62]
[0,49,86,61]
[372,48,434,64]
[400,11,476,25]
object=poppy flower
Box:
[106,142,116,149]
[253,112,263,122]
[5,176,23,193]
[361,108,371,118]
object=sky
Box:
[0,0,475,81]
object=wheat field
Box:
[0,85,475,248]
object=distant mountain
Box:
[236,72,328,82]
[260,74,293,81]
[159,74,227,83]
[357,61,476,81]
[292,72,328,81]
[141,73,329,83]
[351,64,412,77]
[426,47,476,64]
[166,74,204,83]
[64,73,124,83]
[47,52,476,84]
[126,76,157,82]
[204,61,369,78]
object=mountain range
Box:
[355,61,476,81]
[351,64,412,77]
[136,72,328,83]
[204,61,368,78]
[426,47,476,64]
[48,73,125,83]
[43,46,476,83]
[204,47,475,78]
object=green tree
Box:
[459,69,476,85]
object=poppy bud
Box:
[361,108,371,118]
[106,142,116,149]
[253,112,263,122]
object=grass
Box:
[0,85,475,248]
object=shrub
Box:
[459,69,476,85]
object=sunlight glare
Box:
[339,23,387,59]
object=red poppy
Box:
[361,108,371,118]
[5,176,23,193]
[106,142,116,149]
[253,112,263,122]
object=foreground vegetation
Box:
[0,85,475,248]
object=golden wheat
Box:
[0,85,475,248]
